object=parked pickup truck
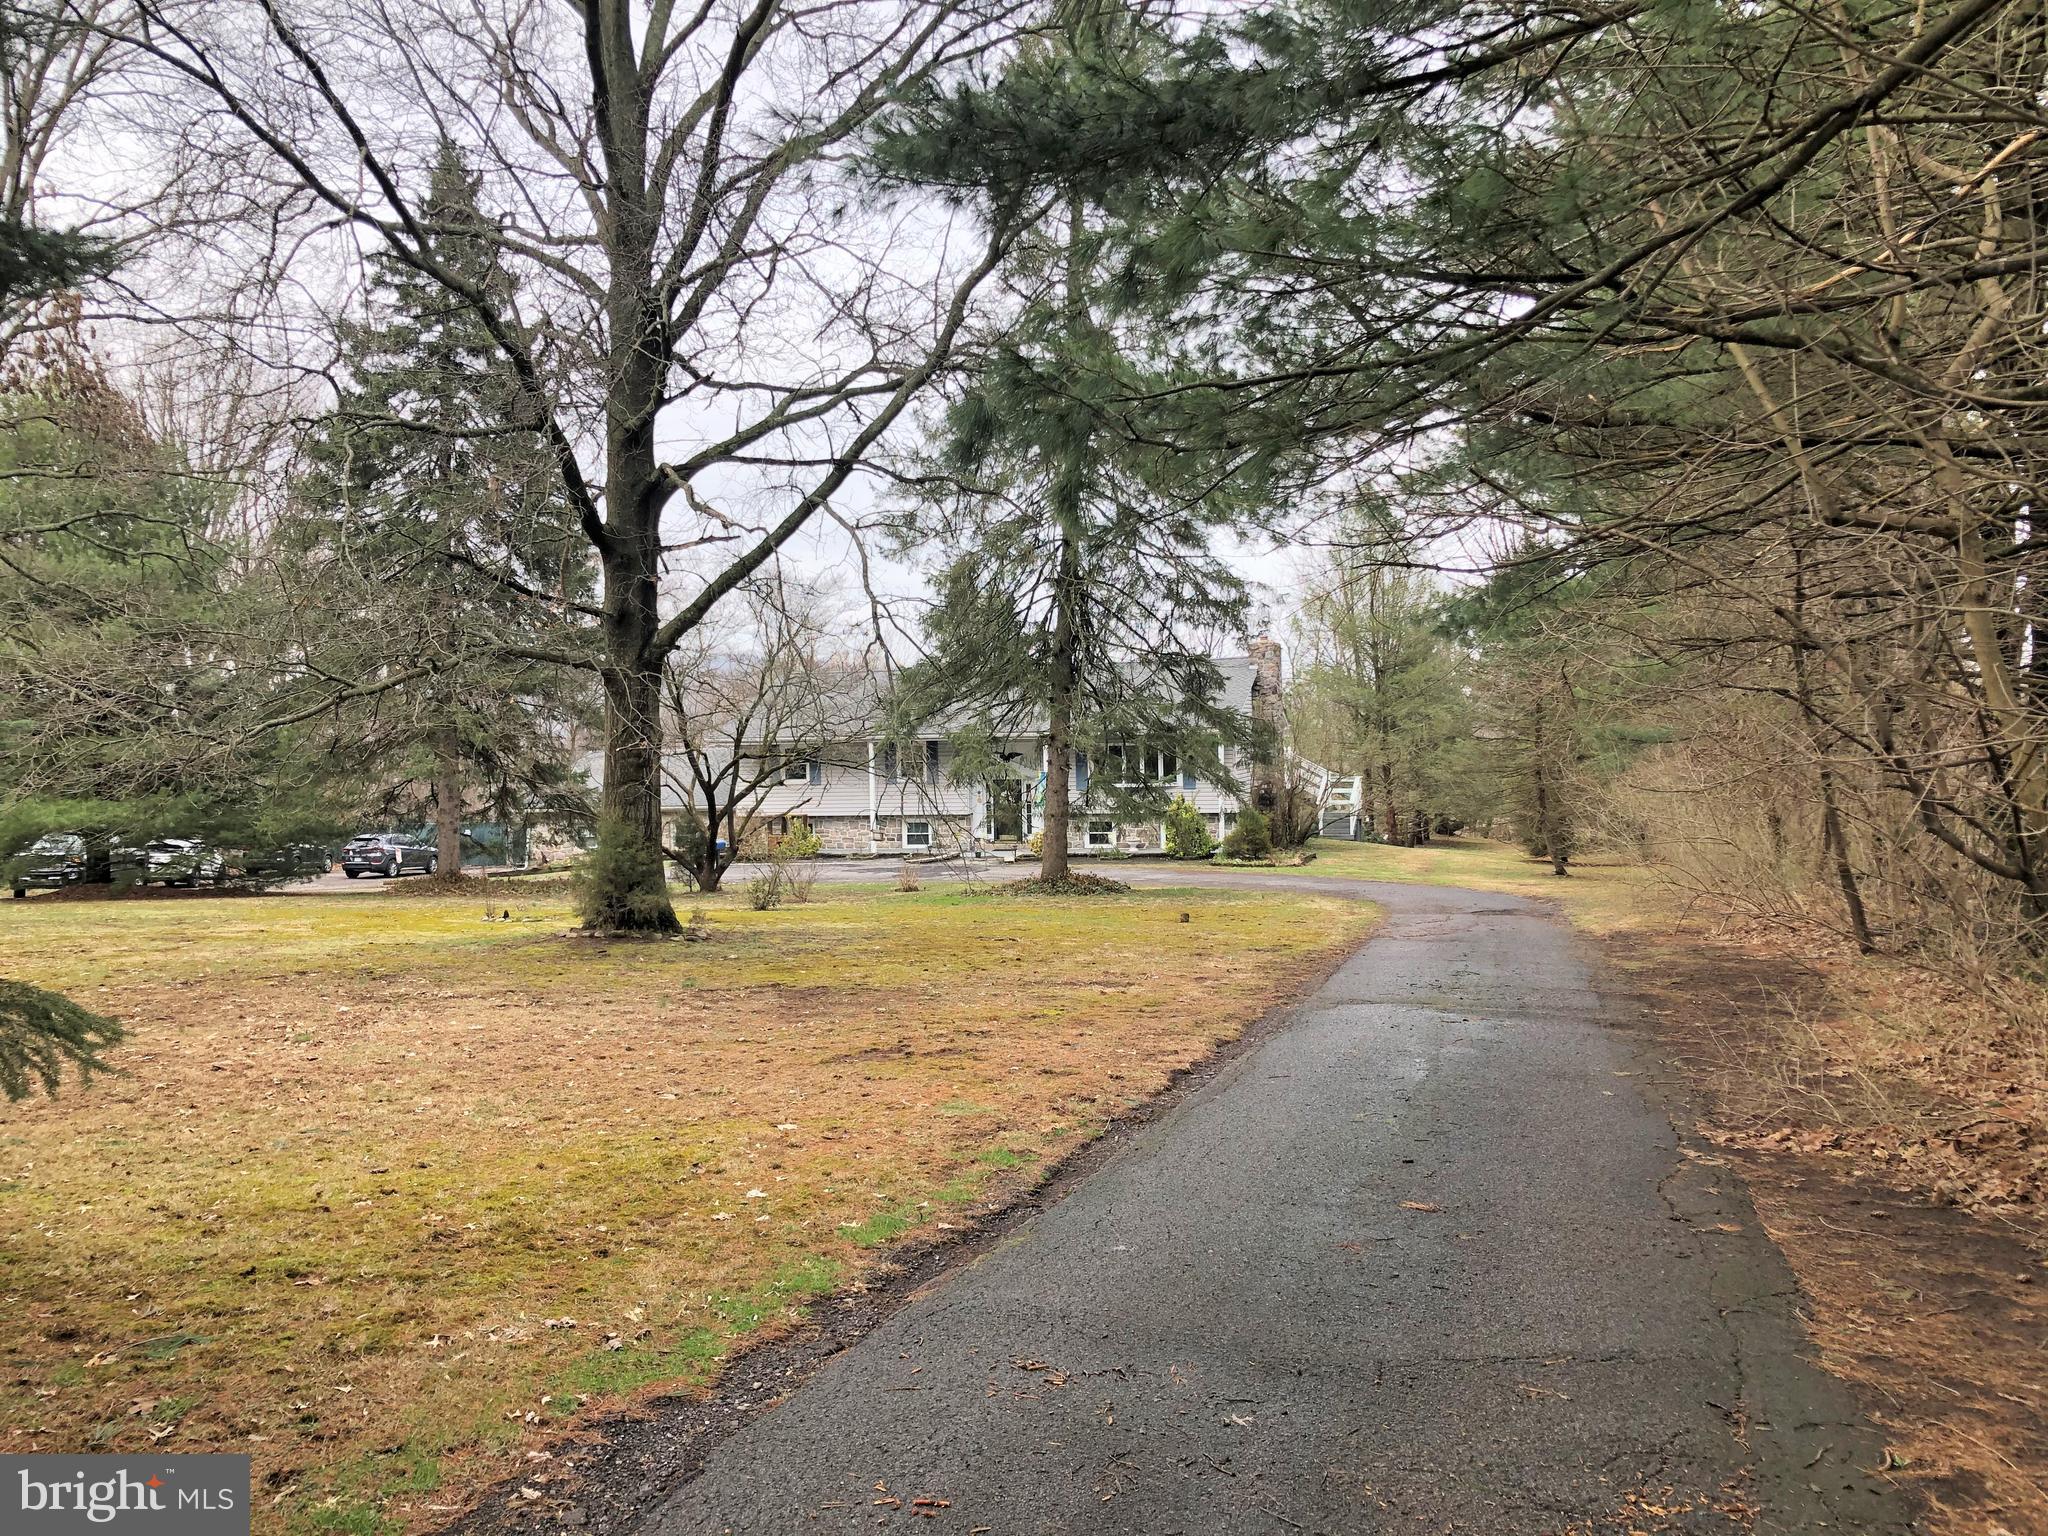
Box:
[8,834,142,897]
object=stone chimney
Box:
[1248,635,1282,810]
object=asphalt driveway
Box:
[639,873,1907,1535]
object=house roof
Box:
[696,653,1265,746]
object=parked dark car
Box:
[9,834,143,896]
[341,833,437,878]
[235,844,334,879]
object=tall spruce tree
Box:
[0,308,353,872]
[293,141,597,874]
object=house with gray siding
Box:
[592,639,1299,860]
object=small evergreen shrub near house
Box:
[771,817,824,902]
[1220,807,1273,861]
[778,817,822,859]
[1164,796,1215,860]
[575,816,682,932]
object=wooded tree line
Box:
[7,0,2048,972]
[1051,0,2048,962]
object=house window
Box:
[782,757,811,784]
[767,815,789,837]
[903,819,933,851]
[1086,820,1114,848]
[924,739,941,784]
[1108,745,1177,783]
[879,742,899,782]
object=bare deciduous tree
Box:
[662,577,874,893]
[72,0,1038,929]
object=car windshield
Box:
[28,835,80,855]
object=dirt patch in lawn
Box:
[1605,934,2048,1536]
[0,883,1375,1536]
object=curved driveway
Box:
[642,872,1908,1536]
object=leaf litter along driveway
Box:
[0,882,1372,1536]
[639,873,1914,1536]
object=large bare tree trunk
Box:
[595,601,680,933]
[1790,547,1874,952]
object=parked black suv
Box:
[340,833,437,878]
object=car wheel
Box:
[426,856,438,876]
[345,870,360,879]
[11,886,23,899]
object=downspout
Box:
[866,739,879,855]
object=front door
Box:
[989,779,1025,842]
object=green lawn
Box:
[1274,835,1655,933]
[0,880,1375,1535]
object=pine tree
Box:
[1444,547,1654,874]
[0,980,121,1101]
[884,6,1264,877]
[293,140,597,876]
[0,308,351,874]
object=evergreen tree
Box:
[293,140,597,875]
[883,6,1266,877]
[0,309,351,872]
[1444,546,1656,874]
[0,980,121,1101]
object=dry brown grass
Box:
[0,881,1375,1536]
[1600,927,2048,1535]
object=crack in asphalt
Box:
[634,875,1913,1536]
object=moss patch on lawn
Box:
[0,881,1373,1534]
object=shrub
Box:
[574,816,682,932]
[746,864,785,910]
[1221,807,1273,861]
[1163,796,1215,860]
[772,817,824,903]
[895,863,921,892]
[794,819,824,854]
[1027,830,1044,858]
